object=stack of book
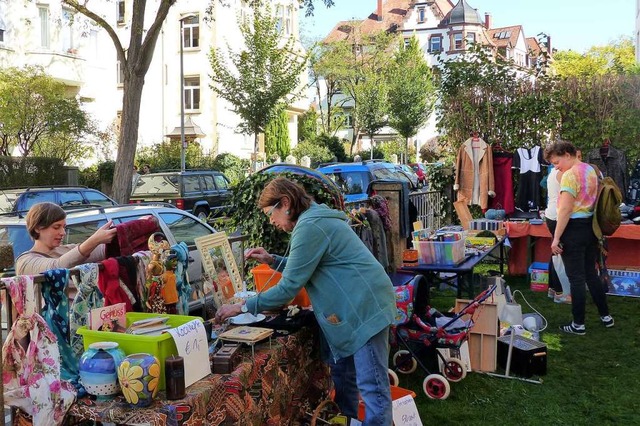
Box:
[126,316,172,336]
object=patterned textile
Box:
[98,257,133,310]
[172,242,191,315]
[133,251,152,310]
[1,275,76,425]
[69,263,103,359]
[105,216,160,258]
[67,327,331,425]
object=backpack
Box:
[592,176,623,239]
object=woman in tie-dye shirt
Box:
[544,141,613,336]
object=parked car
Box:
[130,170,232,220]
[397,164,422,189]
[0,186,117,214]
[318,160,417,203]
[409,163,428,187]
[0,204,219,314]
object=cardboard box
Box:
[607,269,640,297]
[497,335,547,378]
[528,262,549,292]
[212,343,242,374]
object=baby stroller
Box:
[389,275,497,399]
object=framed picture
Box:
[195,232,243,307]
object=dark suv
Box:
[130,170,232,220]
[0,186,117,214]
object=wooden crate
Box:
[455,300,498,372]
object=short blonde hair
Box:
[25,202,66,240]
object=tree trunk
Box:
[112,74,145,203]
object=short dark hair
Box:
[25,202,67,240]
[544,140,577,162]
[258,177,312,220]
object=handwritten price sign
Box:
[167,319,211,387]
[392,394,423,426]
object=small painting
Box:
[195,233,243,307]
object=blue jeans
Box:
[328,326,392,426]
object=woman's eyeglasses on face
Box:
[265,201,280,217]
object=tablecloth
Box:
[505,222,640,275]
[67,327,331,425]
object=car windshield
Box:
[132,175,180,195]
[324,172,368,195]
[0,193,17,213]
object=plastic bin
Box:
[528,262,549,292]
[358,386,417,421]
[251,264,311,308]
[413,239,465,265]
[77,312,202,390]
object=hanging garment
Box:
[627,160,640,203]
[172,243,191,315]
[133,251,152,311]
[98,257,134,310]
[513,146,545,211]
[364,209,390,270]
[117,256,142,311]
[454,138,495,209]
[489,151,515,215]
[1,275,76,425]
[585,145,628,197]
[69,263,103,359]
[105,216,160,258]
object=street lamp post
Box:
[179,14,197,172]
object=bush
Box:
[291,142,333,167]
[315,134,347,162]
[0,157,66,187]
[210,153,250,187]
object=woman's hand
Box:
[551,238,563,255]
[78,220,117,256]
[244,247,274,265]
[214,303,243,324]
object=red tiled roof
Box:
[322,0,412,42]
[487,25,523,49]
[526,37,541,56]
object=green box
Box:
[77,312,202,390]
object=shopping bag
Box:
[552,255,571,295]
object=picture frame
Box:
[195,232,243,308]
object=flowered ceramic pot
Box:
[79,342,126,400]
[117,353,160,407]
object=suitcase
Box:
[497,334,547,378]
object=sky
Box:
[300,0,636,53]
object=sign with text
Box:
[392,394,423,426]
[167,319,211,387]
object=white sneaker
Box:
[601,315,614,328]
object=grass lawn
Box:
[396,273,640,425]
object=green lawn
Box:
[396,274,640,425]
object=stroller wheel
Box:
[388,369,400,387]
[442,358,467,383]
[392,350,418,374]
[423,374,450,400]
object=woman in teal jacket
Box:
[216,177,395,425]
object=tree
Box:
[552,37,640,77]
[63,0,176,203]
[297,108,319,142]
[387,37,436,163]
[264,105,291,160]
[0,66,93,159]
[354,73,388,159]
[209,1,308,160]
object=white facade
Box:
[0,0,308,163]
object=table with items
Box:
[67,326,330,426]
[505,221,640,275]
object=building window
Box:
[465,32,475,47]
[116,0,125,24]
[116,61,125,86]
[0,9,5,44]
[184,76,200,110]
[285,6,292,35]
[182,15,199,48]
[61,8,74,53]
[417,7,426,23]
[39,6,50,49]
[453,33,463,50]
[404,38,410,48]
[429,36,441,52]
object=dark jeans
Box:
[560,218,609,325]
[546,219,562,293]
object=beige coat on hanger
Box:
[454,138,496,209]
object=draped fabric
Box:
[69,263,103,359]
[133,251,152,311]
[172,243,191,315]
[117,256,142,311]
[1,275,76,425]
[98,257,133,310]
[105,216,160,258]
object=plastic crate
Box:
[528,262,549,292]
[77,312,202,390]
[413,238,465,265]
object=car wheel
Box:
[194,207,209,222]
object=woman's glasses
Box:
[265,201,280,217]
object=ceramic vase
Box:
[78,342,126,400]
[117,353,161,407]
